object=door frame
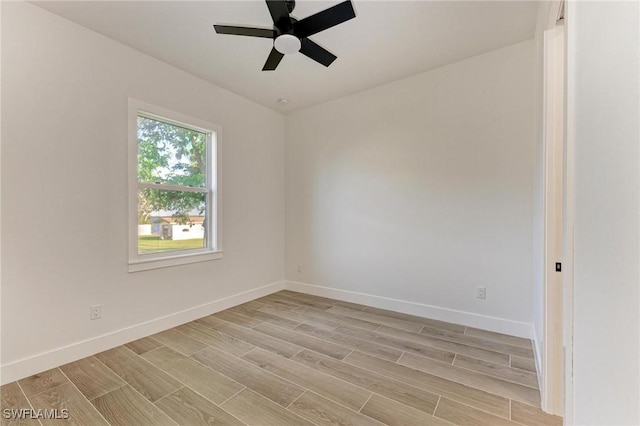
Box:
[541,1,569,417]
[562,2,576,422]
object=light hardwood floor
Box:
[1,291,563,425]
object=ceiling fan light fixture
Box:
[274,34,301,54]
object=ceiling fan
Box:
[214,0,356,71]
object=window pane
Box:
[137,115,207,187]
[138,189,207,254]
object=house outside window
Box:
[128,99,222,272]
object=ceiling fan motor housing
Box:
[273,16,300,54]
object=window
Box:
[128,99,222,272]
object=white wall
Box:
[285,40,535,334]
[569,1,640,424]
[1,2,284,382]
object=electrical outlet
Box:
[90,304,102,320]
[297,264,302,273]
[476,287,486,299]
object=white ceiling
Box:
[33,1,538,113]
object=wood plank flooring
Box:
[1,291,562,425]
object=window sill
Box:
[128,250,223,272]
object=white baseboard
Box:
[0,280,286,385]
[285,280,534,339]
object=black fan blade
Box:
[299,38,337,67]
[263,47,285,71]
[214,25,275,39]
[266,0,291,28]
[293,1,355,38]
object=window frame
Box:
[128,98,222,272]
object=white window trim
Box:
[128,98,223,272]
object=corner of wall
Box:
[532,323,544,408]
